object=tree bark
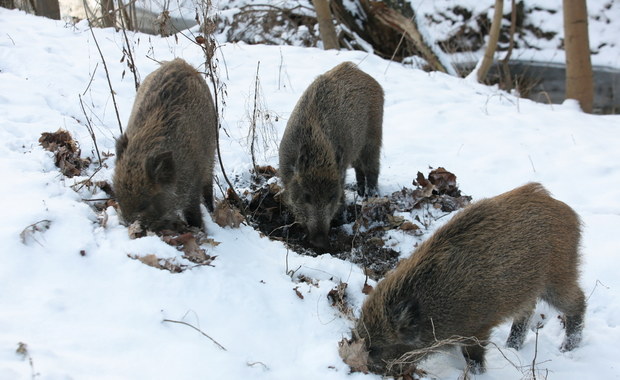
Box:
[563,0,593,113]
[311,0,339,50]
[0,0,15,9]
[370,2,448,73]
[501,0,517,91]
[101,0,115,28]
[477,0,503,83]
[33,0,60,19]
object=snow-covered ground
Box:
[1,5,619,380]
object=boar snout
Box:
[308,230,330,249]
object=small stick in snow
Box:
[162,319,227,351]
[78,94,103,167]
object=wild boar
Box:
[279,61,384,249]
[348,182,585,374]
[113,58,217,232]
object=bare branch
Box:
[84,1,124,135]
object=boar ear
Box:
[116,134,129,160]
[389,297,422,340]
[145,151,175,185]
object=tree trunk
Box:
[312,0,339,50]
[101,0,115,28]
[33,0,60,19]
[477,0,503,83]
[563,0,593,113]
[0,0,15,9]
[500,0,517,91]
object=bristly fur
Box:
[113,58,217,232]
[352,182,585,375]
[279,62,384,249]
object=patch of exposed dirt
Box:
[237,166,471,279]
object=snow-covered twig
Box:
[162,319,227,351]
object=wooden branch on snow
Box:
[369,2,448,73]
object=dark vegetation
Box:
[238,166,471,279]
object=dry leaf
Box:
[16,342,29,359]
[294,287,304,299]
[254,165,278,178]
[39,129,90,178]
[399,221,419,231]
[134,254,160,268]
[128,221,145,239]
[212,200,245,228]
[362,282,374,295]
[328,282,348,306]
[428,167,457,195]
[204,238,221,247]
[338,338,369,374]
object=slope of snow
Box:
[1,7,619,380]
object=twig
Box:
[16,342,38,380]
[82,62,99,96]
[247,361,269,369]
[388,333,522,375]
[278,48,284,90]
[250,61,261,173]
[117,0,140,91]
[587,279,610,301]
[162,319,227,351]
[78,94,103,166]
[536,90,555,108]
[528,155,536,173]
[71,164,104,192]
[384,13,413,74]
[268,221,299,237]
[84,1,124,135]
[531,322,544,380]
[195,6,246,216]
[19,220,52,246]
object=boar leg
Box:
[203,182,214,212]
[353,151,379,197]
[561,313,584,352]
[506,309,534,350]
[184,200,204,228]
[461,334,488,374]
[544,283,585,352]
[354,165,367,197]
[361,144,380,197]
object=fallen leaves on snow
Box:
[39,129,90,178]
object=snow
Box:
[1,4,620,380]
[410,0,620,69]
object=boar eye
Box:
[303,193,312,203]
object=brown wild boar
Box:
[114,58,217,232]
[347,183,585,374]
[279,62,384,249]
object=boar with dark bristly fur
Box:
[114,58,217,232]
[348,183,585,374]
[279,62,384,249]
